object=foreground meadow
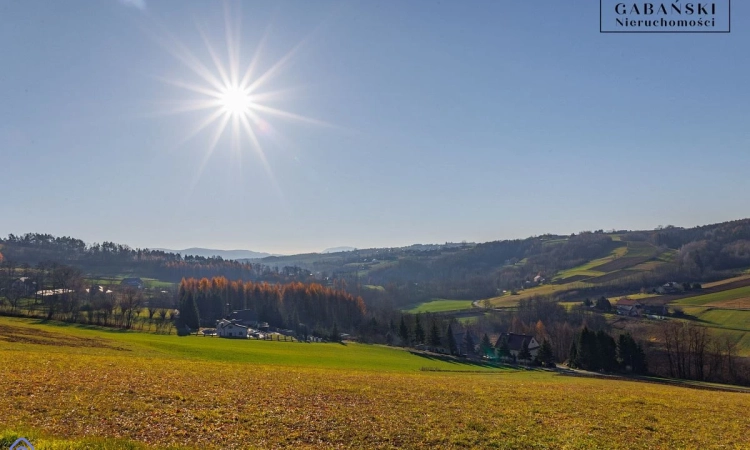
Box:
[0,317,749,449]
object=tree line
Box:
[0,261,176,332]
[177,277,366,335]
[0,233,311,284]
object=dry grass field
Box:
[1,317,749,449]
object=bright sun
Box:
[219,85,252,116]
[151,2,332,194]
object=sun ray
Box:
[245,39,306,95]
[248,103,334,127]
[246,86,306,104]
[240,113,285,202]
[189,112,232,192]
[173,108,228,152]
[239,21,273,89]
[151,75,222,99]
[145,23,226,93]
[224,1,242,87]
[195,22,233,89]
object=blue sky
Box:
[1,1,748,254]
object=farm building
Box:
[656,282,683,295]
[228,309,259,328]
[216,319,249,338]
[494,333,540,360]
[35,288,75,296]
[616,298,642,316]
[85,285,114,295]
[505,333,540,359]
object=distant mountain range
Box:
[322,246,357,254]
[153,248,275,260]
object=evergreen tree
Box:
[463,331,476,356]
[179,289,200,331]
[633,342,648,374]
[518,338,532,362]
[568,338,579,368]
[595,297,612,312]
[617,333,648,374]
[480,333,493,357]
[429,321,442,347]
[575,327,599,370]
[398,316,410,346]
[414,314,425,344]
[536,339,554,366]
[497,334,511,360]
[330,322,340,342]
[596,330,618,372]
[446,324,458,355]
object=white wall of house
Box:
[217,321,249,338]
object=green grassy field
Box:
[553,245,627,281]
[677,307,750,355]
[403,299,475,313]
[486,282,593,307]
[1,317,749,449]
[673,286,750,307]
[85,276,176,289]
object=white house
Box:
[216,319,249,338]
[496,333,540,360]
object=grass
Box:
[85,277,176,289]
[553,245,627,281]
[625,293,660,300]
[702,274,750,289]
[1,317,749,449]
[362,284,385,292]
[677,308,750,355]
[486,282,593,307]
[673,286,750,307]
[403,299,475,313]
[141,278,176,289]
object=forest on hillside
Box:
[3,219,750,308]
[0,233,310,284]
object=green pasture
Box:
[403,299,475,314]
[673,286,750,307]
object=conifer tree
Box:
[480,333,493,357]
[446,324,458,355]
[414,314,425,344]
[568,338,579,368]
[497,334,511,360]
[429,321,442,347]
[399,316,410,346]
[536,339,554,366]
[330,322,340,342]
[518,338,532,362]
[463,331,476,355]
[179,289,200,332]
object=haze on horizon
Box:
[2,1,749,255]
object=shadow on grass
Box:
[32,318,138,334]
[407,350,533,371]
[552,367,750,394]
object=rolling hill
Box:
[1,316,748,449]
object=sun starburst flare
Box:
[144,2,332,195]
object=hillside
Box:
[1,317,748,449]
[154,247,275,260]
[4,219,750,308]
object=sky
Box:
[1,1,749,254]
